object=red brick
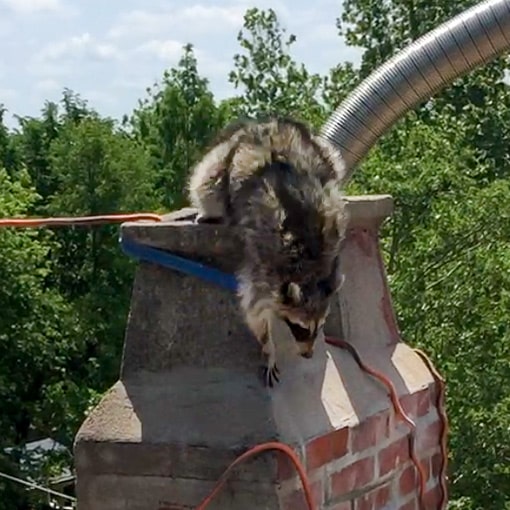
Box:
[378,436,410,476]
[277,448,305,480]
[399,499,417,510]
[400,388,431,420]
[423,486,442,508]
[416,389,431,417]
[430,451,445,479]
[372,484,391,507]
[306,427,349,471]
[281,480,323,510]
[330,457,375,498]
[399,465,417,496]
[354,483,391,510]
[399,393,417,417]
[351,411,390,453]
[419,420,442,452]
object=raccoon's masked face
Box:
[277,259,343,358]
[281,306,328,359]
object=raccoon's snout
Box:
[284,318,318,359]
[285,318,317,359]
[284,318,312,343]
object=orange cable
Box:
[195,338,439,510]
[414,348,449,510]
[194,442,316,510]
[0,213,162,228]
[325,336,428,510]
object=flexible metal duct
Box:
[321,0,510,180]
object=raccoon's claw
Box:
[259,364,280,388]
[195,214,224,224]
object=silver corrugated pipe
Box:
[321,0,510,181]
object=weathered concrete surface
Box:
[121,207,242,273]
[77,474,281,510]
[74,195,437,510]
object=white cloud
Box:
[136,39,184,61]
[0,0,62,14]
[34,78,60,93]
[28,32,122,80]
[85,89,119,106]
[0,18,12,38]
[134,40,230,81]
[35,33,121,65]
[180,5,244,25]
[108,4,246,40]
[111,77,148,91]
[195,50,231,80]
[300,23,339,43]
[0,87,17,102]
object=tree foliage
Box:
[0,6,508,510]
[129,43,227,209]
[348,117,510,507]
[228,8,327,127]
[0,168,82,509]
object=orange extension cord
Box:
[194,442,315,510]
[0,213,448,510]
[0,213,163,228]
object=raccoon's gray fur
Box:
[188,116,348,387]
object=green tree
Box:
[130,43,226,209]
[46,112,159,391]
[335,11,510,503]
[322,61,362,113]
[228,8,327,128]
[12,111,58,206]
[348,115,510,509]
[1,89,161,509]
[0,106,20,175]
[0,167,85,509]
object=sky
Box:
[0,0,363,129]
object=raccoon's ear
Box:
[281,282,302,304]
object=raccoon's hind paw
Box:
[195,214,224,224]
[259,363,280,388]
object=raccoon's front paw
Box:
[259,363,280,388]
[195,214,224,224]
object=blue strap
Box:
[119,236,239,292]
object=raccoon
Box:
[188,116,348,387]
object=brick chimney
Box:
[74,195,446,510]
